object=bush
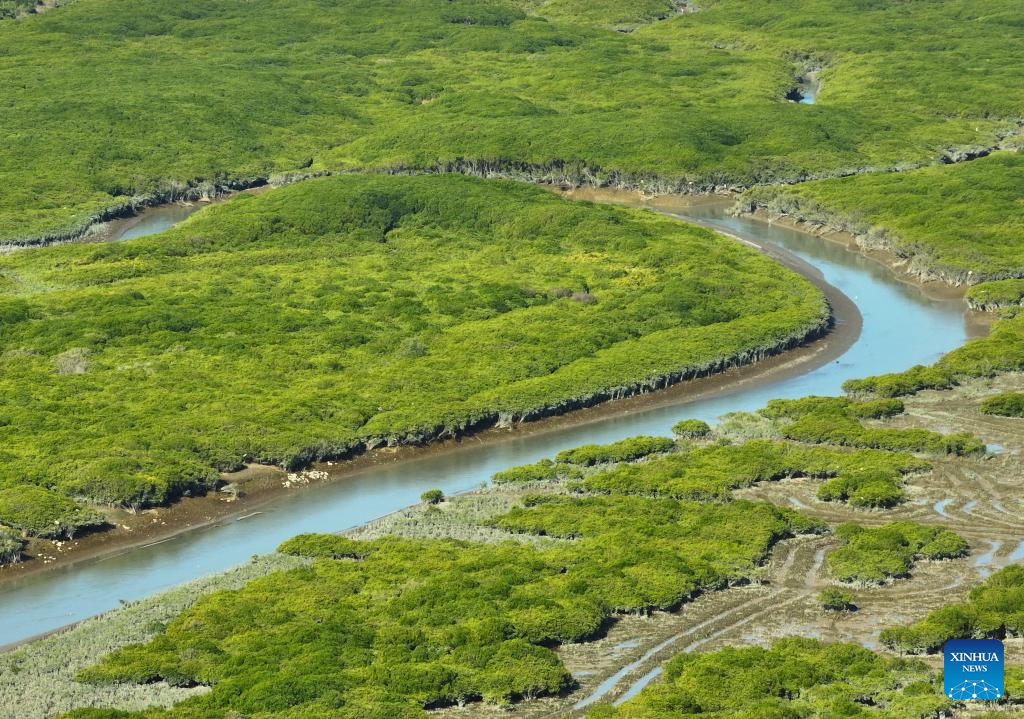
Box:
[421,488,445,504]
[818,587,856,612]
[492,459,559,484]
[554,436,676,466]
[881,565,1024,653]
[0,485,105,540]
[585,439,927,507]
[980,391,1024,417]
[277,533,375,559]
[0,529,24,564]
[671,419,711,438]
[826,522,968,585]
[762,395,983,457]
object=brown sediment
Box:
[0,199,862,583]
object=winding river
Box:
[0,196,974,647]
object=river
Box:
[0,196,972,647]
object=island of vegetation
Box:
[0,173,828,560]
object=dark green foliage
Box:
[818,587,856,612]
[0,174,826,537]
[1,0,1021,241]
[670,418,710,438]
[420,488,444,504]
[582,439,928,506]
[980,391,1024,417]
[74,497,817,717]
[762,395,984,456]
[588,637,950,718]
[880,566,1024,653]
[826,522,968,585]
[554,436,675,466]
[0,485,104,539]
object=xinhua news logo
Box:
[944,638,1004,700]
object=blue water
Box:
[0,201,971,647]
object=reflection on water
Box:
[0,201,971,647]
[105,203,204,242]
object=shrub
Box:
[0,529,24,564]
[881,565,1024,653]
[818,587,856,612]
[671,419,711,438]
[554,436,676,466]
[277,533,374,559]
[492,459,559,484]
[826,522,968,585]
[0,485,105,540]
[980,391,1024,417]
[420,488,444,504]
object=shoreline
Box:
[0,198,862,586]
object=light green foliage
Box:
[761,396,985,456]
[881,565,1024,653]
[278,533,373,559]
[0,485,104,539]
[70,498,817,717]
[740,153,1024,283]
[587,638,951,718]
[980,391,1024,417]
[818,587,855,612]
[0,0,1020,241]
[554,436,675,465]
[492,459,563,484]
[671,418,710,438]
[420,488,445,504]
[0,174,826,535]
[826,522,968,585]
[582,439,928,506]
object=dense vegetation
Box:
[738,153,1024,285]
[880,566,1024,654]
[760,396,985,456]
[980,391,1024,417]
[67,496,819,717]
[1,0,1022,241]
[826,522,968,585]
[581,439,929,507]
[0,173,827,549]
[554,436,675,465]
[0,485,105,539]
[586,638,954,719]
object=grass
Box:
[0,0,1021,241]
[0,173,826,548]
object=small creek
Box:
[0,196,973,647]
